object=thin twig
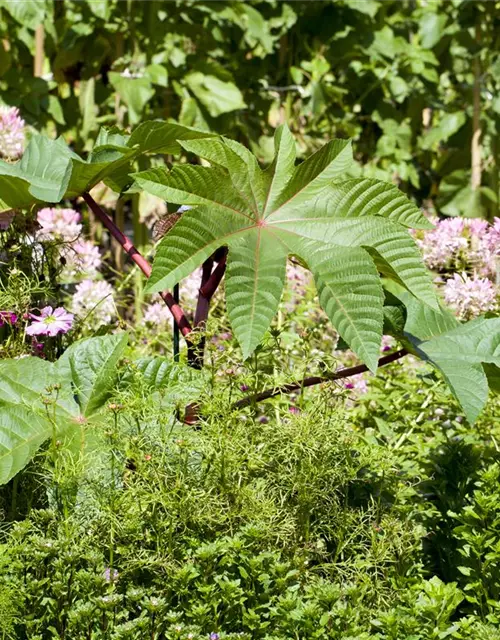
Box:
[232,349,408,410]
[82,193,192,337]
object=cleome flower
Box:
[142,301,172,329]
[71,279,116,328]
[444,272,498,321]
[60,239,102,281]
[26,306,74,337]
[414,216,498,278]
[37,208,82,243]
[0,105,25,159]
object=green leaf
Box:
[384,281,458,341]
[85,0,110,20]
[145,63,168,87]
[0,406,53,485]
[108,72,155,125]
[128,120,216,155]
[0,357,77,415]
[225,231,287,359]
[308,244,384,372]
[0,122,214,211]
[136,126,436,366]
[420,112,467,150]
[185,72,246,117]
[135,357,205,402]
[416,318,500,423]
[419,12,447,49]
[0,136,76,209]
[263,124,297,215]
[319,179,433,229]
[57,333,128,417]
[0,0,47,29]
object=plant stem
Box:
[232,349,408,410]
[82,193,192,337]
[471,23,482,191]
[187,249,228,368]
[173,283,180,362]
[199,250,227,299]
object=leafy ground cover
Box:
[0,2,500,638]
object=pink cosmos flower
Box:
[0,106,25,159]
[26,306,74,337]
[37,208,82,242]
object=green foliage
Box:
[136,125,437,370]
[0,333,128,484]
[1,357,499,638]
[1,0,499,216]
[0,121,212,212]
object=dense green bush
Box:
[1,354,500,638]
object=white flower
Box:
[71,280,116,327]
[0,106,25,159]
[143,302,172,329]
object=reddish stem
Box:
[232,349,408,410]
[82,193,192,337]
[200,250,227,299]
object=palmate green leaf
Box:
[382,282,500,421]
[415,318,500,424]
[135,124,438,370]
[57,333,128,417]
[0,121,214,212]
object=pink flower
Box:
[37,208,82,242]
[444,272,498,320]
[0,106,25,159]
[0,311,17,326]
[381,335,395,352]
[414,217,498,277]
[26,306,74,336]
[344,374,368,394]
[61,239,101,281]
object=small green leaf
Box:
[57,333,128,417]
[108,72,155,125]
[185,72,246,117]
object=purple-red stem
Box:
[82,193,192,337]
[232,349,408,410]
[200,251,227,299]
